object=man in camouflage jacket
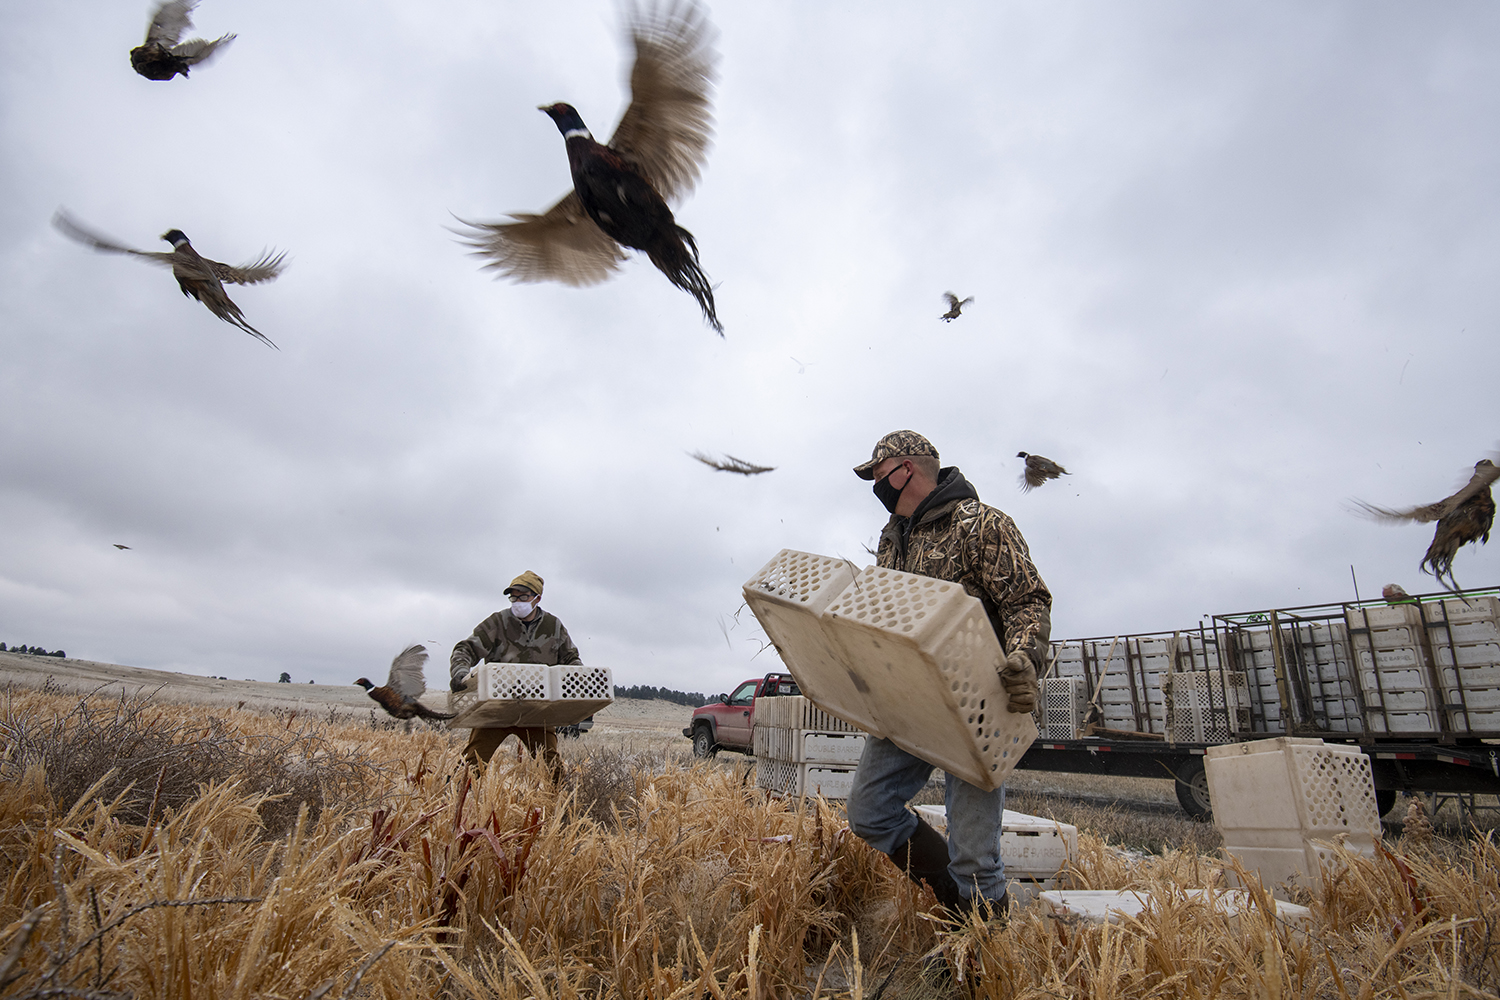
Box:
[846,430,1051,920]
[450,570,582,778]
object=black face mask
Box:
[872,466,908,514]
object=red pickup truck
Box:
[682,672,799,757]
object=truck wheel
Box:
[692,726,717,759]
[1375,789,1397,817]
[1174,757,1213,820]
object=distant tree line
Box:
[614,684,724,706]
[1,643,65,658]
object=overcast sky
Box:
[2,1,1496,696]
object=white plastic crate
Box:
[1039,888,1312,927]
[556,665,612,700]
[754,693,862,733]
[915,804,1078,878]
[745,552,1036,792]
[754,758,856,798]
[819,566,1034,789]
[743,551,866,728]
[1041,675,1086,739]
[1365,711,1441,734]
[752,726,867,763]
[1166,671,1249,742]
[1205,737,1381,852]
[447,663,613,729]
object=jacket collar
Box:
[888,466,978,560]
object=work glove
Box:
[1000,650,1037,714]
[450,668,469,693]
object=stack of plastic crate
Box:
[1040,675,1086,739]
[1164,671,1250,742]
[744,550,1036,793]
[1427,596,1500,735]
[753,694,866,798]
[1345,604,1440,733]
[1204,736,1381,899]
[916,804,1078,905]
[447,662,613,729]
[1286,621,1363,732]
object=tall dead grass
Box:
[1,686,1497,999]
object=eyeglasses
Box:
[508,590,536,601]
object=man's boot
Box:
[887,816,965,911]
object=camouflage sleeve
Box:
[969,507,1052,667]
[450,613,503,678]
[555,622,583,666]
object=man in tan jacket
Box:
[847,430,1050,921]
[450,570,582,777]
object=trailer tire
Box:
[1375,789,1397,818]
[692,725,717,759]
[1175,757,1213,820]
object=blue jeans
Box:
[845,735,1007,903]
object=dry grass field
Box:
[2,654,1499,998]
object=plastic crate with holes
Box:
[915,804,1078,879]
[1164,671,1250,742]
[754,756,856,798]
[1040,675,1086,739]
[753,725,866,764]
[743,549,1036,793]
[447,662,612,729]
[1204,737,1380,849]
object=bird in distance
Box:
[1354,457,1498,592]
[1017,451,1069,492]
[112,544,131,550]
[130,0,234,81]
[457,1,722,334]
[690,451,775,475]
[354,645,454,721]
[53,210,286,349]
[940,292,974,322]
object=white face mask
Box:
[511,600,536,618]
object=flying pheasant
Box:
[940,292,973,322]
[1017,451,1069,492]
[690,451,774,475]
[1355,458,1498,592]
[130,0,234,81]
[53,211,285,349]
[456,2,722,334]
[354,644,453,721]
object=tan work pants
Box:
[463,726,562,782]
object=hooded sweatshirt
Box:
[876,466,1052,666]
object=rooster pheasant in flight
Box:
[457,1,722,334]
[1355,457,1498,592]
[354,645,453,721]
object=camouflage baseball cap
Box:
[504,570,545,597]
[853,430,939,479]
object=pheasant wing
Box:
[944,292,960,308]
[1354,460,1499,524]
[455,192,627,286]
[385,644,429,700]
[52,211,175,266]
[145,0,197,47]
[209,249,286,286]
[1438,460,1500,515]
[1352,499,1446,525]
[171,33,235,65]
[608,0,717,203]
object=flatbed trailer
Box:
[1014,586,1500,818]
